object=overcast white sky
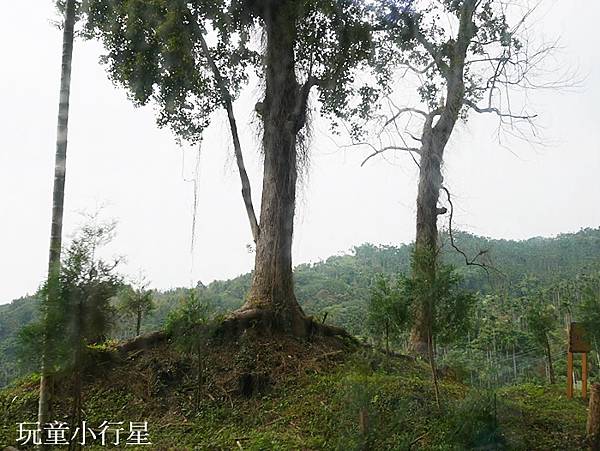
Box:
[0,2,598,304]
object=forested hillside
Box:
[2,228,599,388]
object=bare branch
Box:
[398,61,436,75]
[361,144,421,167]
[383,106,429,128]
[464,99,537,120]
[440,187,508,282]
[440,186,491,275]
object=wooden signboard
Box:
[567,322,591,400]
[569,322,592,353]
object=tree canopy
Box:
[83,0,378,142]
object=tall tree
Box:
[364,0,563,354]
[84,0,376,336]
[38,0,78,437]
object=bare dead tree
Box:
[357,0,573,356]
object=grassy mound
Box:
[0,333,589,450]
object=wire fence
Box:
[441,345,599,390]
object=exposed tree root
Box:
[107,309,356,400]
[216,308,356,344]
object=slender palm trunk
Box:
[38,0,77,439]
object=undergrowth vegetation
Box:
[0,335,588,450]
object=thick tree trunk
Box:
[38,0,76,440]
[406,0,475,357]
[239,2,307,335]
[408,133,444,356]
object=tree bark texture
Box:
[408,128,444,356]
[39,0,76,439]
[241,1,307,335]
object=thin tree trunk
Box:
[241,2,307,335]
[135,308,142,337]
[428,330,441,408]
[385,321,390,355]
[197,33,259,242]
[467,331,471,356]
[196,342,203,411]
[38,0,77,442]
[545,335,555,384]
[69,302,83,451]
[68,367,82,451]
[512,343,518,383]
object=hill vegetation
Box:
[0,332,590,450]
[2,228,600,389]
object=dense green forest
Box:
[3,228,599,389]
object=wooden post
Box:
[583,353,588,401]
[587,383,600,451]
[359,407,369,435]
[567,351,574,399]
